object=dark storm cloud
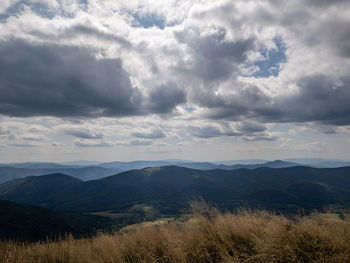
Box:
[173,0,350,127]
[252,0,350,59]
[315,19,350,58]
[276,75,350,125]
[1,0,349,130]
[0,40,186,118]
[237,121,266,133]
[288,17,350,58]
[132,129,166,139]
[29,24,132,48]
[147,83,186,114]
[201,75,350,126]
[0,40,186,117]
[0,40,142,117]
[188,125,241,138]
[202,86,273,120]
[307,0,350,7]
[65,129,103,139]
[174,26,255,82]
[188,125,222,138]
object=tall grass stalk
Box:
[1,203,350,262]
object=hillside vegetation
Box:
[1,166,350,215]
[1,202,350,263]
[0,200,116,241]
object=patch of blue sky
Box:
[0,0,87,22]
[131,12,166,29]
[245,37,287,78]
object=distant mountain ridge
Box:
[1,159,349,184]
[1,166,350,215]
[97,159,302,170]
[0,166,123,184]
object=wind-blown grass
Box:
[1,202,350,262]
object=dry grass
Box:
[1,202,350,263]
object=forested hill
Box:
[1,166,349,215]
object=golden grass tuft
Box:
[1,203,350,262]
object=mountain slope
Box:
[0,166,123,183]
[0,174,83,209]
[1,166,350,214]
[227,160,301,170]
[0,200,114,241]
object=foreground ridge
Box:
[1,203,350,263]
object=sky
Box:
[0,0,350,162]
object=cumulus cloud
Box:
[173,25,255,82]
[0,0,349,158]
[236,121,266,134]
[0,0,349,126]
[147,83,186,114]
[65,128,104,140]
[188,125,241,138]
[20,134,45,141]
[0,0,20,13]
[242,133,279,142]
[74,139,114,147]
[132,129,166,139]
[188,125,223,138]
[0,40,143,117]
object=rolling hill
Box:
[1,166,350,215]
[0,166,123,183]
[0,160,299,184]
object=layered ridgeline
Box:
[1,159,350,184]
[1,166,350,216]
[0,160,298,184]
[0,166,123,183]
[97,159,301,171]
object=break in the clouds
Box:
[0,0,349,161]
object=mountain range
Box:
[97,159,301,170]
[2,159,349,184]
[1,166,350,215]
[0,166,123,184]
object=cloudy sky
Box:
[0,0,349,162]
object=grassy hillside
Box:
[1,202,349,262]
[1,166,350,214]
[0,200,116,241]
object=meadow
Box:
[1,202,350,263]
